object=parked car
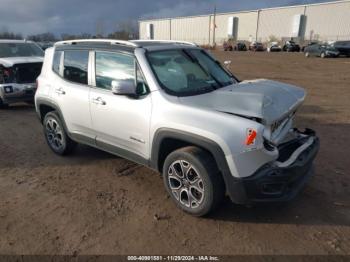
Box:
[283,41,301,52]
[234,42,247,51]
[249,41,264,51]
[333,41,350,57]
[304,44,339,58]
[267,42,282,52]
[223,41,233,51]
[301,41,319,52]
[0,40,44,108]
[35,39,319,216]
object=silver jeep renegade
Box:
[35,39,319,216]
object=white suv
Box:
[35,39,319,216]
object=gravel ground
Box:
[0,51,349,255]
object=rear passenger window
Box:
[52,51,62,75]
[63,50,89,85]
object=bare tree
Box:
[107,19,138,40]
[0,27,23,39]
[27,32,57,42]
[95,19,105,38]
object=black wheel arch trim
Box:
[151,128,247,204]
[35,98,72,139]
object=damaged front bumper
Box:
[227,128,319,204]
[0,83,36,104]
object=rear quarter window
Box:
[63,50,89,85]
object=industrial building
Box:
[139,0,350,45]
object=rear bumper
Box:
[0,83,36,104]
[226,129,319,204]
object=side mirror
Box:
[111,80,136,96]
[224,60,232,70]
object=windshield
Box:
[147,49,236,96]
[325,45,337,51]
[0,43,44,58]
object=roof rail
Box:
[54,39,139,48]
[131,40,198,47]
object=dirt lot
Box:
[0,51,349,255]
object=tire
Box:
[163,146,225,216]
[320,52,326,58]
[305,52,310,58]
[43,111,76,155]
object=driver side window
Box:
[95,51,149,95]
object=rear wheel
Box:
[43,111,76,155]
[163,146,225,216]
[305,52,310,58]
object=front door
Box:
[89,51,152,160]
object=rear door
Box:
[308,44,318,56]
[50,49,94,141]
[89,51,152,160]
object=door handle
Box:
[92,97,106,105]
[55,88,65,95]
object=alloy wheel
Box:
[45,117,65,151]
[168,160,204,209]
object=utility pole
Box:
[213,4,217,47]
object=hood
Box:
[178,79,305,125]
[0,56,43,67]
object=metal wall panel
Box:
[170,16,211,45]
[139,21,147,39]
[305,1,350,41]
[139,19,171,40]
[257,6,305,42]
[213,12,259,43]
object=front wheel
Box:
[163,146,225,216]
[43,111,76,155]
[320,52,326,58]
[305,52,310,58]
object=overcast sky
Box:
[0,0,337,36]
